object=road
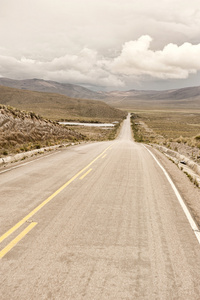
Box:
[1,115,200,299]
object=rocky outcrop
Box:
[153,144,200,177]
[0,105,85,153]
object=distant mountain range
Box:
[0,78,104,100]
[104,87,200,109]
[0,78,200,109]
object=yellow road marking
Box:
[0,144,112,244]
[0,222,37,259]
[102,154,107,159]
[80,168,92,180]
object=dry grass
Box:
[65,123,121,142]
[0,86,126,157]
[131,109,200,140]
[0,86,126,122]
[130,109,200,162]
[0,104,87,157]
[0,104,123,157]
[138,110,200,139]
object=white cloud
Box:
[110,36,200,79]
[2,0,200,59]
[1,35,200,88]
[1,0,200,91]
[0,48,124,87]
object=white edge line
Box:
[143,145,200,245]
[0,151,61,175]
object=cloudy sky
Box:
[1,0,200,91]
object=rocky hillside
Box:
[0,86,126,122]
[0,105,85,156]
[0,78,104,100]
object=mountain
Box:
[105,87,200,109]
[1,78,200,109]
[0,85,126,122]
[0,78,104,100]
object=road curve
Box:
[1,115,200,299]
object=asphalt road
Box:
[1,115,200,299]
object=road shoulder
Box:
[146,145,200,229]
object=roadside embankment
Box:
[0,104,86,157]
[0,143,72,167]
[152,144,200,186]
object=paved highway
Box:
[1,115,200,299]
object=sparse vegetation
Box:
[131,110,200,141]
[35,144,41,149]
[130,109,200,163]
[0,103,125,157]
[61,121,122,142]
[194,178,199,188]
[184,171,199,188]
[130,114,146,143]
[0,104,87,157]
[0,86,126,122]
[130,109,200,188]
[0,85,126,157]
[2,150,8,156]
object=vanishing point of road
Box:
[1,115,200,299]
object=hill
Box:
[1,78,200,110]
[0,78,104,100]
[0,85,126,122]
[104,87,200,110]
[0,104,85,156]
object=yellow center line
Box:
[80,168,92,180]
[0,144,113,244]
[102,154,107,159]
[0,222,37,259]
